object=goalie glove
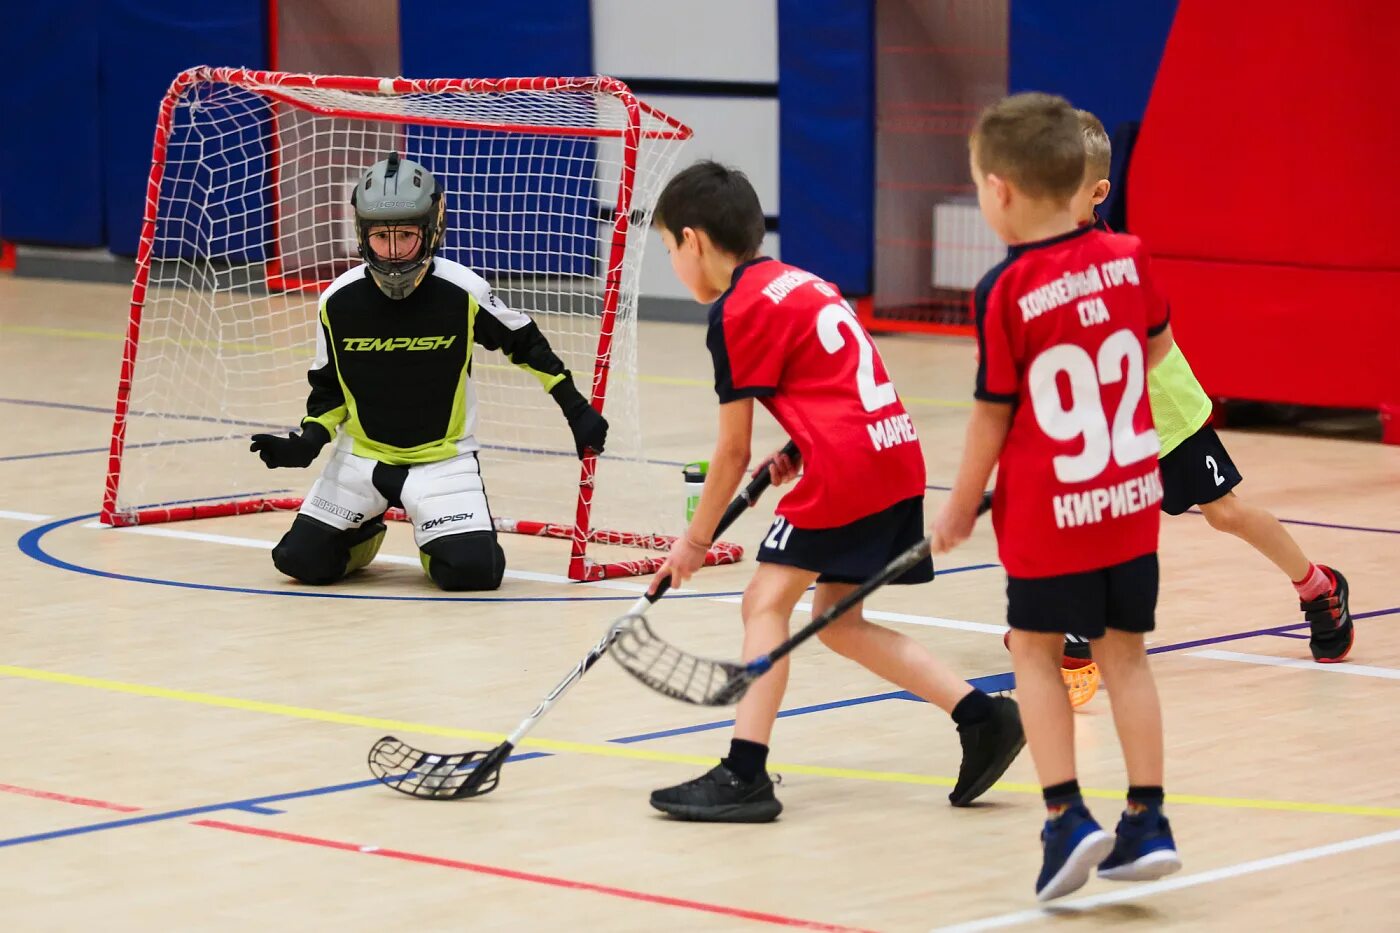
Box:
[249,421,331,469]
[550,375,609,459]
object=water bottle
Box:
[682,461,708,522]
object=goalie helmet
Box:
[352,152,445,299]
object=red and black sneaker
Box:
[1002,631,1095,670]
[1062,634,1094,670]
[1302,566,1354,663]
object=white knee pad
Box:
[401,452,494,547]
[300,447,388,531]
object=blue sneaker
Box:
[1098,811,1182,881]
[1036,805,1114,901]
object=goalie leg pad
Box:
[299,446,389,531]
[419,530,505,591]
[401,451,494,547]
[273,514,387,585]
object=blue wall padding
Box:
[399,0,591,78]
[151,84,270,263]
[0,3,105,246]
[400,1,595,278]
[778,0,875,295]
[1009,0,1177,139]
[100,0,267,256]
[408,129,598,279]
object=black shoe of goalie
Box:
[949,696,1026,807]
[650,764,783,823]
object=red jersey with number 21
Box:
[708,257,925,529]
[975,225,1170,578]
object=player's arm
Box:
[1139,245,1174,369]
[1146,321,1174,369]
[250,306,339,469]
[931,400,1012,552]
[470,283,607,459]
[931,270,1015,550]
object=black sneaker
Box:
[949,696,1026,806]
[650,764,783,822]
[1303,566,1354,663]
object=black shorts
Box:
[756,496,934,585]
[1006,552,1159,638]
[1159,425,1242,515]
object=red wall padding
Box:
[1129,0,1400,418]
[1154,258,1400,411]
[1131,0,1400,269]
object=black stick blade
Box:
[367,736,497,799]
[608,615,747,706]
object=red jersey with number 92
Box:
[975,226,1170,578]
[707,257,926,529]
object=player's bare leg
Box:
[814,583,1024,804]
[1199,492,1353,661]
[1090,630,1163,786]
[1090,628,1181,883]
[650,562,814,823]
[732,563,819,744]
[1009,630,1077,787]
[1199,492,1309,581]
[812,584,970,711]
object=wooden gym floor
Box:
[1,274,1397,931]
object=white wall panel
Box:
[638,230,780,300]
[592,0,777,82]
[647,96,779,214]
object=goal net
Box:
[101,67,734,580]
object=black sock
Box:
[1043,779,1083,817]
[951,688,994,727]
[1127,785,1164,815]
[722,739,769,782]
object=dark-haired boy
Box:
[644,160,1025,823]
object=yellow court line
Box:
[2,663,1396,820]
[0,324,124,342]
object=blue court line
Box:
[610,672,1019,745]
[0,435,231,463]
[1146,605,1398,656]
[16,511,761,604]
[0,396,285,431]
[1181,508,1400,537]
[18,507,998,604]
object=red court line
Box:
[0,783,142,812]
[194,819,875,932]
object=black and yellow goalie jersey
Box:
[300,258,570,466]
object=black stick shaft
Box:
[764,491,993,667]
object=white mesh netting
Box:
[104,69,694,577]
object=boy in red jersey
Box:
[930,94,1180,900]
[645,160,1025,823]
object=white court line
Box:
[87,521,997,631]
[1189,649,1400,681]
[712,597,1005,635]
[85,522,660,594]
[930,827,1400,932]
[0,510,53,522]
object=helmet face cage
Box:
[352,153,446,300]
